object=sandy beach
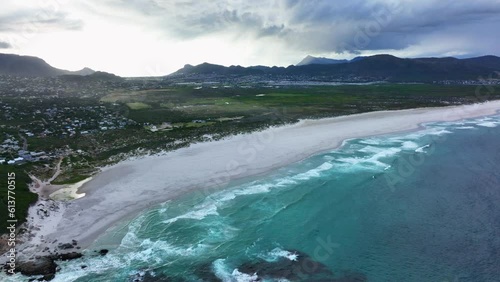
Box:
[10,100,500,260]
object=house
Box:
[7,160,15,165]
[0,159,5,164]
[30,151,46,157]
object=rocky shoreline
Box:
[0,175,99,281]
[1,244,109,281]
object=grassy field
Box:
[102,84,491,125]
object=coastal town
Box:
[1,99,136,166]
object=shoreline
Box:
[6,101,500,263]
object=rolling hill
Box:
[0,53,96,77]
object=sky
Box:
[0,0,499,77]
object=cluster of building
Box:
[0,135,53,165]
[0,101,138,166]
[1,101,137,138]
[0,75,128,98]
[0,150,49,165]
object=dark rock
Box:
[41,273,56,281]
[14,251,83,280]
[55,252,82,261]
[98,249,109,256]
[58,243,73,250]
[72,240,78,246]
[238,250,334,280]
[81,265,87,269]
[194,263,220,281]
[237,249,366,281]
[17,257,57,276]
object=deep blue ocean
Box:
[12,115,500,281]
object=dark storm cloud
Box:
[275,0,500,53]
[113,0,497,56]
[4,0,496,59]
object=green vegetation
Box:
[0,165,38,230]
[104,84,490,124]
[52,174,90,185]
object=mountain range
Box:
[172,54,500,82]
[1,52,500,83]
[296,55,367,66]
[297,55,349,66]
[0,53,96,77]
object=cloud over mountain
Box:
[1,0,498,76]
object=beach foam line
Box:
[162,161,337,224]
[477,121,498,127]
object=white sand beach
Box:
[12,101,500,258]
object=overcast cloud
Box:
[0,0,499,76]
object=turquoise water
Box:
[15,115,500,281]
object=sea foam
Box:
[260,248,299,262]
[213,259,259,282]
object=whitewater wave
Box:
[403,127,452,140]
[292,162,333,180]
[477,121,498,128]
[51,239,211,282]
[163,202,219,224]
[415,144,431,153]
[336,147,401,170]
[213,259,259,282]
[358,145,385,154]
[401,141,419,150]
[162,162,333,224]
[259,248,299,262]
[358,138,383,146]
